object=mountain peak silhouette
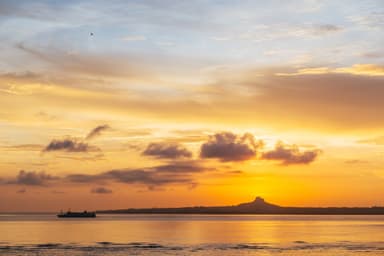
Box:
[236,196,280,209]
[254,196,265,203]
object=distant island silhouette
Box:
[98,196,384,215]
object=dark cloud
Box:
[143,142,192,159]
[10,170,59,186]
[91,187,113,194]
[200,132,263,162]
[43,138,92,152]
[262,142,320,165]
[67,162,208,188]
[85,124,110,140]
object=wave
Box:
[1,241,384,255]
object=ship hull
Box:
[57,212,96,218]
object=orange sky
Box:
[0,0,384,212]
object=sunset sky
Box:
[1,0,384,212]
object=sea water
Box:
[1,214,384,255]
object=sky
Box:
[0,0,384,212]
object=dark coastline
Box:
[97,197,384,215]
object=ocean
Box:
[1,214,384,255]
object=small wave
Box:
[227,243,270,250]
[1,241,384,255]
[36,243,62,248]
[294,240,307,244]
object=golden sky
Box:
[0,0,384,211]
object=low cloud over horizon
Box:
[6,170,59,186]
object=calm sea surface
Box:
[1,214,384,255]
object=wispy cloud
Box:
[357,136,384,145]
[121,35,146,41]
[311,24,342,35]
[276,64,384,76]
[67,161,210,189]
[143,142,192,159]
[85,124,110,140]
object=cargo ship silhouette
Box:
[57,210,96,218]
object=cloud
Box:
[121,35,147,41]
[142,142,192,159]
[3,64,384,133]
[9,170,59,186]
[226,170,244,175]
[91,187,113,194]
[85,124,110,140]
[16,188,26,193]
[56,153,105,161]
[2,144,43,151]
[51,190,65,194]
[262,142,320,165]
[203,69,384,131]
[14,43,156,86]
[43,138,91,152]
[345,159,369,164]
[43,126,108,154]
[312,24,342,35]
[200,132,263,162]
[276,64,384,76]
[2,162,208,189]
[67,161,209,188]
[362,51,384,59]
[357,136,384,145]
[335,64,384,76]
[350,11,384,29]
